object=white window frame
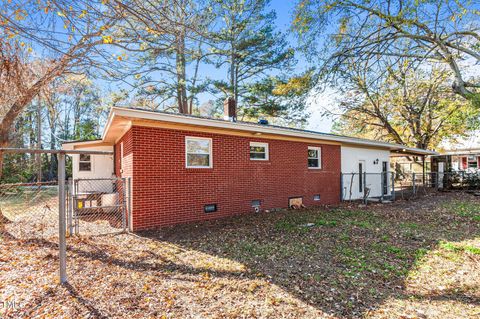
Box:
[249,142,269,161]
[78,154,92,172]
[185,136,213,168]
[308,146,322,169]
[467,155,478,168]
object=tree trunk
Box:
[230,39,236,102]
[175,23,188,114]
[0,57,70,148]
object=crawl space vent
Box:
[204,204,217,213]
[288,197,303,208]
[251,200,261,207]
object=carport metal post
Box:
[412,173,416,195]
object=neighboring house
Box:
[449,150,480,171]
[431,134,480,173]
[63,106,434,230]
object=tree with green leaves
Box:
[331,59,479,150]
[107,0,214,114]
[210,0,295,111]
[241,70,314,126]
[293,0,480,105]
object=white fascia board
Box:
[101,107,117,141]
[61,140,104,150]
[442,149,480,155]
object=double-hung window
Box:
[185,137,212,168]
[250,142,269,160]
[308,147,321,169]
[79,154,92,172]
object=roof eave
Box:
[105,107,437,156]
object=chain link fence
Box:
[0,148,124,284]
[70,177,130,236]
[341,170,480,203]
[341,172,394,202]
[0,178,130,240]
[0,181,60,240]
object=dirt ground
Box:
[1,192,479,318]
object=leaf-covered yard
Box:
[1,192,479,318]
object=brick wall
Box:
[116,125,341,230]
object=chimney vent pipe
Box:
[223,97,237,122]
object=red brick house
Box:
[63,106,434,230]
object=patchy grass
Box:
[439,241,480,255]
[1,192,479,318]
[443,200,480,222]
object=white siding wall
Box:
[341,146,391,200]
[71,145,115,193]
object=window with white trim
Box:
[185,137,212,168]
[308,147,321,169]
[250,142,269,160]
[79,154,92,171]
[467,155,478,168]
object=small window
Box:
[308,147,321,169]
[313,194,321,201]
[186,137,212,168]
[250,142,269,160]
[79,154,91,171]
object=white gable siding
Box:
[71,145,115,193]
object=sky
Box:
[267,1,337,132]
[104,0,337,133]
[53,0,337,133]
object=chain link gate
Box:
[0,148,118,284]
[68,177,131,237]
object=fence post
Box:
[380,172,385,202]
[127,177,132,232]
[58,152,67,284]
[73,179,79,235]
[67,178,73,236]
[412,172,416,195]
[340,173,343,201]
[391,172,395,201]
[363,172,367,204]
[122,178,127,232]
